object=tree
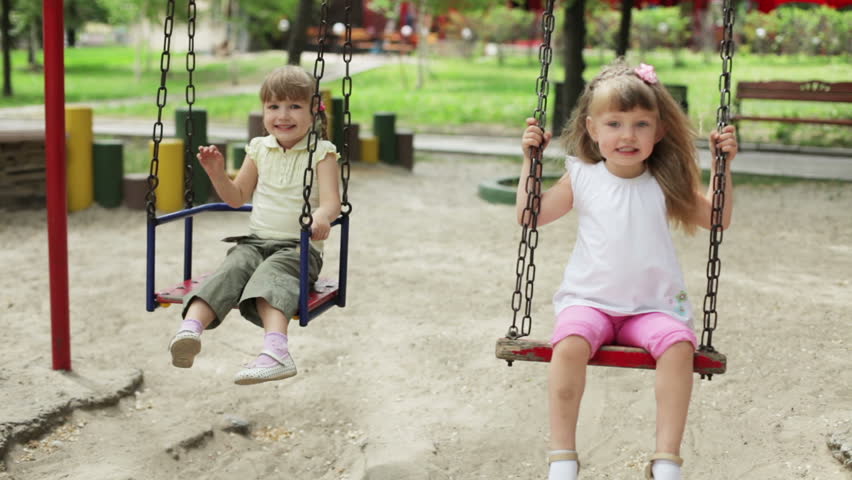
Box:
[1,0,10,97]
[64,0,109,47]
[288,0,312,65]
[561,0,586,132]
[616,0,632,56]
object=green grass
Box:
[0,47,284,107]
[3,46,850,147]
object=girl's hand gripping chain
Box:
[310,213,332,241]
[709,125,738,163]
[522,117,552,158]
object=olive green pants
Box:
[182,235,322,329]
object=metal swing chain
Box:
[300,0,331,230]
[507,0,556,342]
[339,0,353,217]
[182,0,198,208]
[145,0,177,221]
[700,0,736,361]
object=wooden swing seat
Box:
[156,273,339,317]
[495,337,726,375]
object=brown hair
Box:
[259,65,329,140]
[561,58,701,233]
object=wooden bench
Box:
[732,80,852,128]
[305,26,376,51]
[380,32,416,54]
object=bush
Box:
[742,6,851,56]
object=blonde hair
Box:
[561,59,701,233]
[259,65,329,140]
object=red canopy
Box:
[755,0,852,11]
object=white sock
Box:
[651,459,681,480]
[548,450,578,480]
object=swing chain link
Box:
[507,0,556,345]
[145,0,176,221]
[340,0,353,217]
[183,0,198,209]
[700,0,736,377]
[301,0,330,230]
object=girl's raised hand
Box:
[196,145,226,179]
[709,125,738,163]
[521,117,551,155]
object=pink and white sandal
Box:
[233,349,297,385]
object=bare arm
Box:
[692,125,737,230]
[516,118,574,227]
[309,152,341,240]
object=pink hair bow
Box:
[634,63,658,85]
[318,101,326,112]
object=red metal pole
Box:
[43,0,71,370]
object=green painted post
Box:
[175,107,210,204]
[92,140,123,208]
[332,97,344,147]
[231,142,247,171]
[373,112,396,165]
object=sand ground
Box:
[1,154,850,479]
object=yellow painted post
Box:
[65,106,93,211]
[360,136,379,164]
[149,138,185,213]
[320,89,333,117]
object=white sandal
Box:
[547,450,580,475]
[233,349,297,385]
[645,452,683,479]
[169,330,201,368]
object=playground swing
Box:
[145,0,355,327]
[495,0,735,379]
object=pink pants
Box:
[551,305,697,360]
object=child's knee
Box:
[656,338,695,361]
[552,335,593,363]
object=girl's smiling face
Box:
[262,97,313,149]
[586,102,663,179]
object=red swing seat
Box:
[495,337,726,376]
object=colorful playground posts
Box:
[3,102,416,215]
[149,138,185,213]
[373,112,397,165]
[65,106,93,212]
[92,139,123,208]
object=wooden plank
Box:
[736,81,852,103]
[0,130,46,142]
[495,337,727,375]
[731,115,852,126]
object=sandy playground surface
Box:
[1,154,851,479]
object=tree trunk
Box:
[616,0,632,57]
[288,0,312,65]
[66,28,77,47]
[28,18,41,70]
[1,0,12,97]
[562,0,586,125]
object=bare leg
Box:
[256,297,290,335]
[654,341,694,455]
[183,298,217,329]
[549,335,592,450]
